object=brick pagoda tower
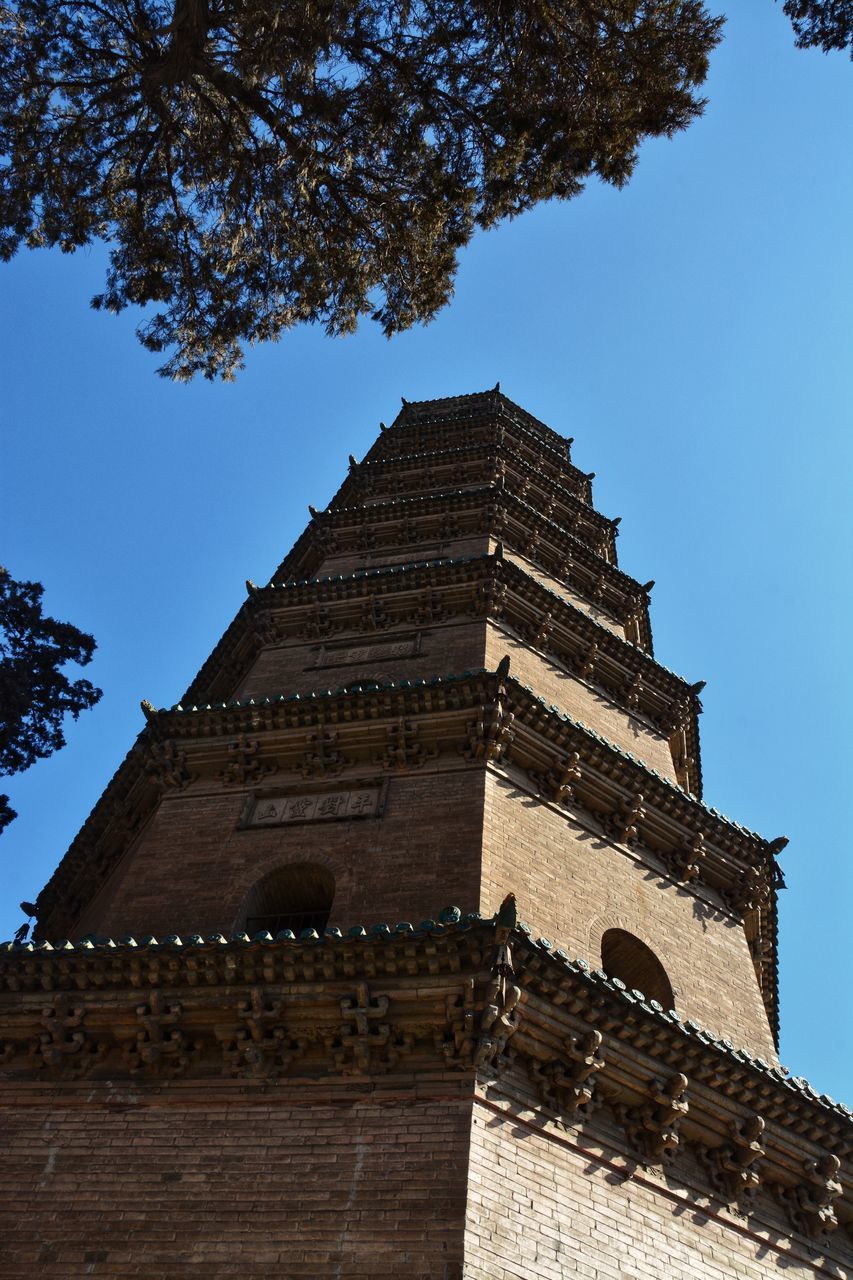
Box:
[2,389,851,1278]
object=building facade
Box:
[1,389,850,1277]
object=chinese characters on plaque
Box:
[247,788,381,826]
[314,636,418,668]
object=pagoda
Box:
[1,389,850,1278]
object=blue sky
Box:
[2,6,851,1101]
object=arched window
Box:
[600,929,674,1009]
[240,863,335,938]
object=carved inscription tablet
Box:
[314,634,419,668]
[246,788,382,827]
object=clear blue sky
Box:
[1,6,851,1101]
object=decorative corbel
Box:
[623,672,643,710]
[144,739,195,792]
[29,995,107,1079]
[360,594,388,631]
[556,554,573,583]
[787,1153,843,1239]
[413,588,446,625]
[220,734,275,786]
[729,864,771,915]
[300,603,333,640]
[590,574,607,604]
[673,832,705,883]
[523,530,541,558]
[629,1072,689,1162]
[376,718,437,771]
[474,894,522,1071]
[465,686,515,763]
[578,641,598,681]
[537,1029,606,1115]
[435,979,477,1067]
[531,610,553,648]
[301,726,344,778]
[125,991,196,1077]
[535,751,582,806]
[356,525,377,553]
[333,982,398,1074]
[220,988,306,1079]
[313,522,339,555]
[609,792,645,846]
[475,574,507,619]
[708,1114,766,1203]
[440,513,461,540]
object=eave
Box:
[273,485,653,648]
[33,668,778,1030]
[182,553,700,787]
[0,917,847,1238]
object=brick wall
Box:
[236,619,487,703]
[486,626,676,781]
[0,1083,472,1279]
[315,534,491,579]
[480,772,777,1059]
[76,769,486,941]
[502,550,627,638]
[464,1093,834,1279]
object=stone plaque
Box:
[314,634,419,668]
[246,787,382,827]
[365,544,444,565]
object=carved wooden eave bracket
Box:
[0,920,849,1250]
[182,553,699,789]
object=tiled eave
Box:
[392,389,577,467]
[165,670,758,863]
[329,441,610,554]
[181,552,701,793]
[273,485,652,647]
[364,408,591,500]
[0,917,848,1225]
[34,669,776,980]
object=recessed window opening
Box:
[241,862,334,937]
[601,929,674,1009]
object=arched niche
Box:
[601,928,675,1010]
[239,862,335,938]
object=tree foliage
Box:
[0,0,722,379]
[0,567,102,833]
[781,1,853,56]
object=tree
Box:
[0,0,722,381]
[781,1,853,56]
[0,567,102,833]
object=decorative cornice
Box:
[329,441,611,556]
[33,666,777,1016]
[273,486,652,648]
[362,398,591,499]
[182,555,698,788]
[391,389,575,465]
[0,914,848,1248]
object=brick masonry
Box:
[76,769,487,940]
[0,1083,472,1278]
[464,1090,838,1280]
[6,392,848,1279]
[480,770,778,1060]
